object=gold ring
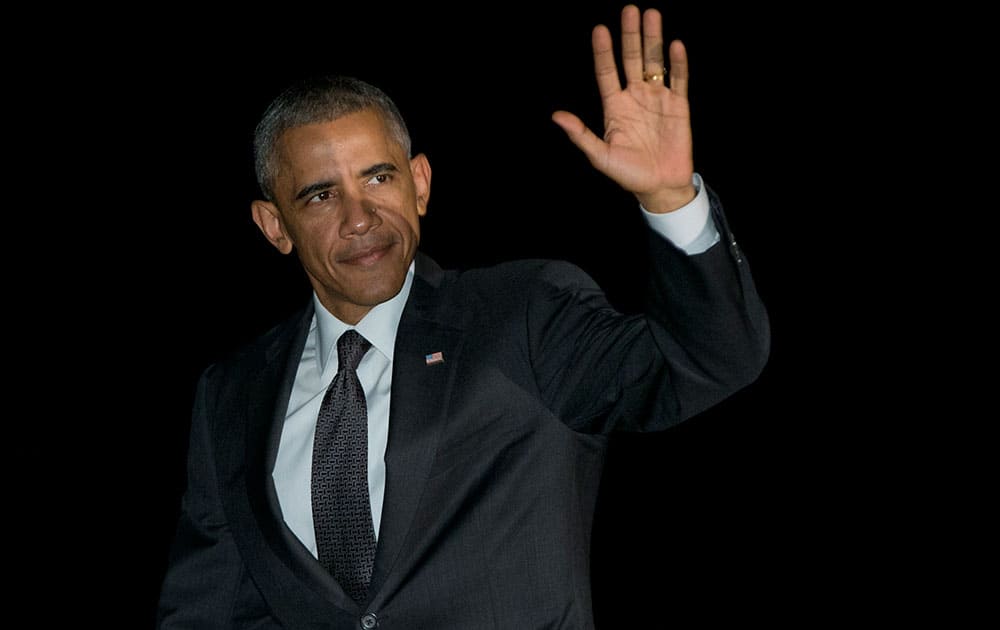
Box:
[643,71,664,82]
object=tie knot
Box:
[337,329,371,372]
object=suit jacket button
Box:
[360,612,378,629]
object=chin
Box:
[362,275,407,305]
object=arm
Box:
[156,372,243,629]
[527,216,769,434]
[534,4,768,431]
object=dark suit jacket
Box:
[157,191,770,629]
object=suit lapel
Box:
[243,304,308,555]
[240,304,361,610]
[368,254,466,597]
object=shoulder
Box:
[447,258,599,297]
[431,258,609,329]
[410,254,606,331]
[199,300,312,383]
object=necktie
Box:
[311,329,376,604]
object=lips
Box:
[339,241,394,266]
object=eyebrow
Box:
[293,162,401,202]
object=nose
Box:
[338,192,382,238]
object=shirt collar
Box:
[313,260,415,374]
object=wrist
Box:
[637,184,697,214]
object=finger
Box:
[620,4,643,84]
[551,110,585,137]
[668,39,689,98]
[641,8,665,77]
[591,25,621,100]
[551,110,607,166]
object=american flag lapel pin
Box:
[425,351,444,366]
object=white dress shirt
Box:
[273,173,718,557]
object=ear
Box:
[251,200,294,255]
[410,153,432,217]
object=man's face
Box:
[252,109,430,324]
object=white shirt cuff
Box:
[639,173,720,255]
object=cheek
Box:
[399,204,424,239]
[381,207,421,241]
[288,219,337,256]
[407,215,422,241]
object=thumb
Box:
[551,111,606,165]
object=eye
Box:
[366,173,390,186]
[308,190,335,204]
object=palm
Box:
[598,74,692,194]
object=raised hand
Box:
[552,4,696,213]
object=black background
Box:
[32,1,939,626]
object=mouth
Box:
[339,241,395,267]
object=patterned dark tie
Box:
[311,329,376,604]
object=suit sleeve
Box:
[641,185,770,422]
[528,185,770,433]
[156,370,245,629]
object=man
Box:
[157,4,770,628]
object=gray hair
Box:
[253,75,412,202]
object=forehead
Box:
[276,109,401,166]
